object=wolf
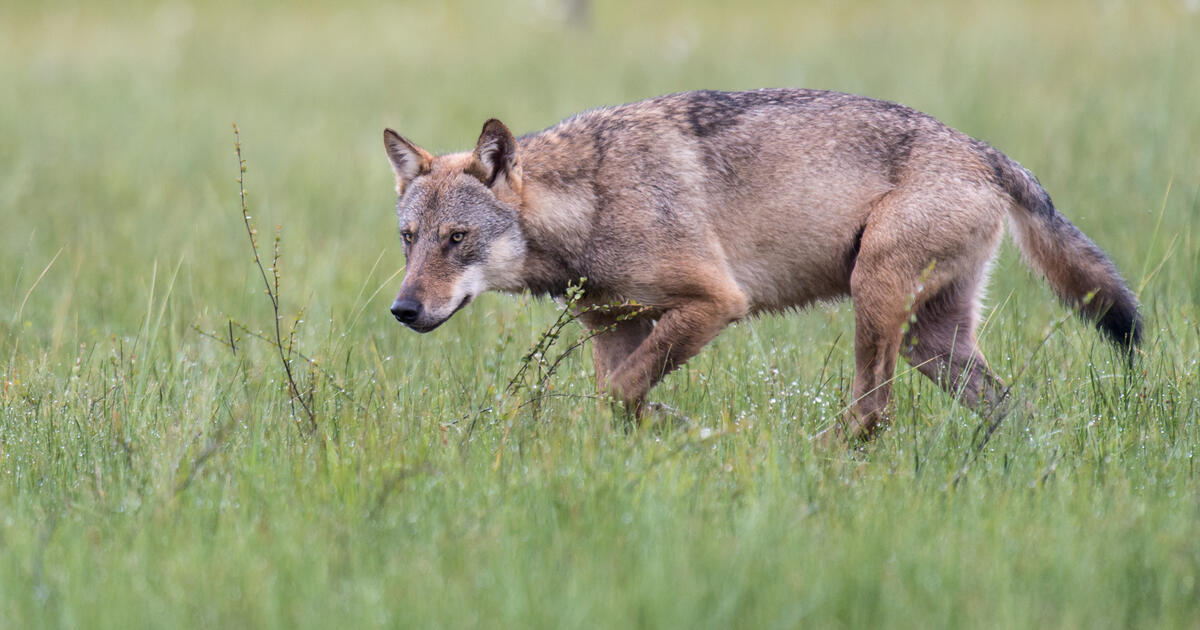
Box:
[382,89,1141,441]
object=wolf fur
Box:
[383,89,1141,440]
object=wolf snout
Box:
[390,298,422,325]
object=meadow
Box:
[1,1,1198,627]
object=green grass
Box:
[2,1,1199,627]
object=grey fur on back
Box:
[509,89,1139,350]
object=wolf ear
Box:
[468,119,522,193]
[383,128,432,194]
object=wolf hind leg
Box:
[843,266,912,440]
[833,181,1007,442]
[901,281,1009,420]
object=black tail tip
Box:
[1096,299,1143,359]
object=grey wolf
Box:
[382,89,1141,441]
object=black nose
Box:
[390,298,422,325]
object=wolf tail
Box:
[978,143,1143,353]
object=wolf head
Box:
[383,120,528,332]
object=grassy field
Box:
[2,1,1199,627]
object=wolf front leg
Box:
[604,288,748,417]
[579,310,656,393]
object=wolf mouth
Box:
[405,294,473,333]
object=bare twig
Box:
[232,124,317,434]
[191,320,363,416]
[463,282,649,458]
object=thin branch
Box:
[232,124,317,433]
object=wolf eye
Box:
[401,231,414,244]
[450,231,466,243]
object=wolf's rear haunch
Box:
[383,88,1142,442]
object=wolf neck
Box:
[514,164,599,299]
